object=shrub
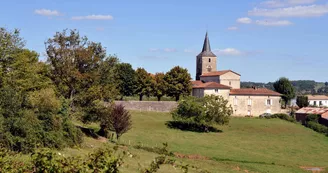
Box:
[306,121,328,134]
[171,95,232,129]
[306,114,320,123]
[260,113,296,123]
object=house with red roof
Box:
[192,32,282,116]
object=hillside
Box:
[54,111,328,172]
[241,80,328,95]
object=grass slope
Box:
[59,111,328,172]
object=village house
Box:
[307,95,328,107]
[295,107,328,126]
[192,32,282,116]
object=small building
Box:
[295,107,328,126]
[307,95,328,107]
[191,32,282,117]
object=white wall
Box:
[309,100,328,107]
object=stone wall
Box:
[114,101,177,112]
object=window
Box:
[320,101,323,106]
[247,110,251,116]
[314,101,317,106]
[215,89,219,93]
[248,99,252,106]
[266,99,272,106]
[209,58,211,62]
[229,81,232,86]
[234,97,238,106]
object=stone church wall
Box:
[114,101,178,112]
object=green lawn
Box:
[25,111,328,173]
[116,111,328,173]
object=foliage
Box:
[296,96,309,108]
[273,77,295,108]
[260,113,296,123]
[135,68,154,101]
[171,95,232,132]
[166,121,222,133]
[306,114,320,123]
[100,104,132,140]
[113,63,136,100]
[164,66,192,101]
[306,121,328,134]
[152,73,167,101]
[134,142,174,156]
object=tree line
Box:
[0,28,192,152]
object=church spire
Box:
[202,31,211,52]
[198,31,216,57]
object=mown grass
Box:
[15,111,328,172]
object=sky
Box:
[1,0,328,82]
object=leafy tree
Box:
[172,95,232,128]
[100,104,132,140]
[135,68,153,101]
[153,73,167,101]
[325,82,328,87]
[296,96,309,108]
[113,63,136,100]
[273,77,295,108]
[164,66,192,101]
[99,56,120,101]
[45,29,106,106]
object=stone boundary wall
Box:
[114,101,178,112]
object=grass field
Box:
[64,111,328,173]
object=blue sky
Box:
[1,0,328,82]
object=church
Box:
[192,32,282,116]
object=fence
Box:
[114,101,178,112]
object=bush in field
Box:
[100,104,132,140]
[271,113,296,123]
[306,114,320,123]
[296,96,309,108]
[171,95,232,132]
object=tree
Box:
[273,77,295,108]
[100,104,132,140]
[172,95,232,130]
[164,66,192,101]
[153,73,167,101]
[113,63,136,100]
[296,96,309,108]
[135,68,153,101]
[45,29,106,106]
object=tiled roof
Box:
[296,107,328,115]
[230,88,282,96]
[191,80,204,87]
[200,70,241,77]
[307,95,328,100]
[192,81,231,89]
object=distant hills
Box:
[241,80,328,95]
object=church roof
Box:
[192,81,231,89]
[197,32,217,57]
[200,70,241,77]
[230,88,282,96]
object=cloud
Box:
[184,49,194,53]
[249,4,328,17]
[213,48,244,56]
[261,0,316,8]
[34,9,61,16]
[72,15,114,20]
[96,27,105,31]
[255,19,293,26]
[237,17,252,24]
[227,26,238,30]
[149,48,177,52]
[163,48,177,52]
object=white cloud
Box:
[149,48,160,52]
[72,15,114,20]
[249,4,328,17]
[34,9,61,16]
[237,17,252,24]
[227,26,238,30]
[184,49,194,53]
[213,48,244,56]
[256,19,293,26]
[261,0,316,8]
[163,48,177,52]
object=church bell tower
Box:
[196,32,217,80]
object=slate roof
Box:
[197,32,217,57]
